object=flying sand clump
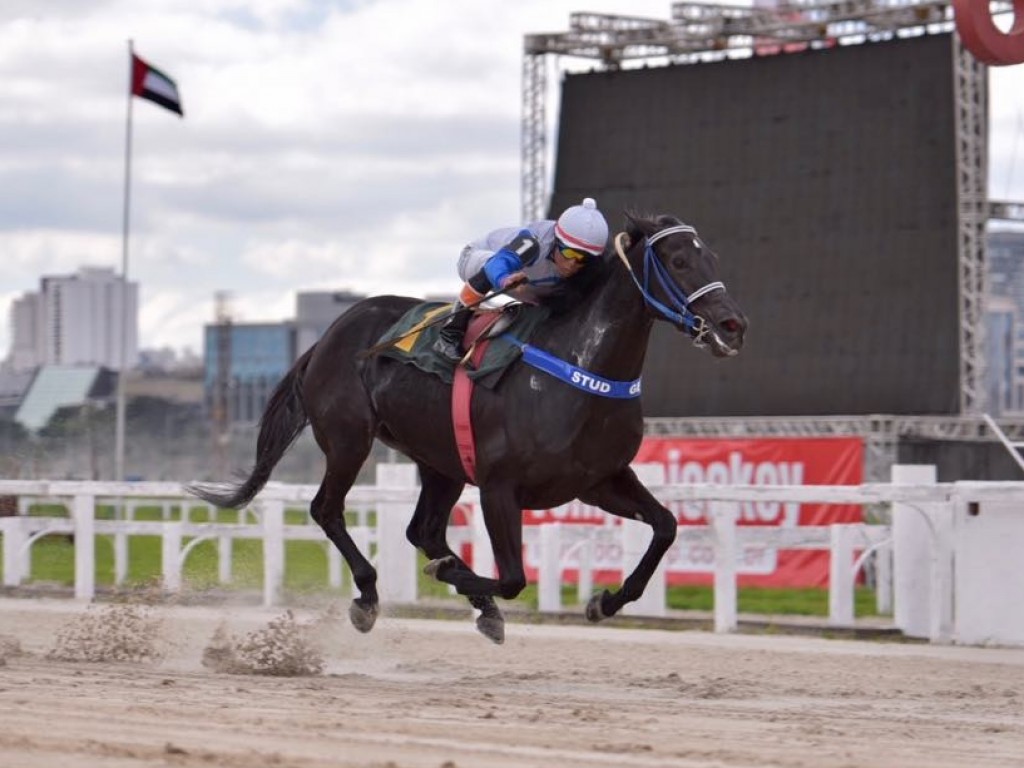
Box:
[202,610,326,676]
[47,604,165,663]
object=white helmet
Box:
[554,197,608,256]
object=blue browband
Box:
[501,334,642,399]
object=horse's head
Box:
[621,213,747,358]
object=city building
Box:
[202,291,368,426]
[5,266,138,373]
[295,291,364,357]
[203,322,296,425]
[986,229,1024,415]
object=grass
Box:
[1,522,883,617]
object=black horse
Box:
[191,212,747,643]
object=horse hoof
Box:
[476,614,505,645]
[349,600,378,633]
[585,591,609,623]
[423,555,456,579]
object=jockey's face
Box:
[553,245,588,278]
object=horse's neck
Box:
[548,258,652,379]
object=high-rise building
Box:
[295,290,365,358]
[6,266,138,373]
[986,230,1024,414]
[7,292,44,372]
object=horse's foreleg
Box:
[424,484,525,643]
[407,465,506,644]
[311,467,379,633]
[579,467,678,621]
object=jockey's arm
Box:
[483,230,539,290]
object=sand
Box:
[1,596,1023,768]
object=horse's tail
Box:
[188,345,315,509]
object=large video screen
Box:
[551,33,961,416]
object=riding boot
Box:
[433,302,470,363]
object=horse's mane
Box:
[625,209,684,244]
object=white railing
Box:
[3,465,1023,645]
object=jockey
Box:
[434,197,609,363]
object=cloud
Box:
[2,0,1023,357]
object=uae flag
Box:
[131,53,183,116]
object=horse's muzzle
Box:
[707,313,747,357]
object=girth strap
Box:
[451,313,504,485]
[451,339,490,485]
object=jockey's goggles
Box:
[558,244,590,263]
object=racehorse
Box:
[190,212,747,643]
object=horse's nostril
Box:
[721,318,741,335]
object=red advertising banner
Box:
[517,437,864,588]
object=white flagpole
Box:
[115,38,134,483]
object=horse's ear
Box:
[623,209,645,242]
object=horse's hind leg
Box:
[578,467,678,621]
[311,443,380,633]
[426,483,527,606]
[409,463,505,644]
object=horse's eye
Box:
[671,257,687,269]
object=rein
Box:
[613,225,726,347]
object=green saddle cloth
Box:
[376,301,550,388]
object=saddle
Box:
[376,300,549,388]
[457,303,521,368]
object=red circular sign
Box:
[954,0,1024,65]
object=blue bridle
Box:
[614,224,726,344]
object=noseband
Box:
[614,224,727,346]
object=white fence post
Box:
[162,521,182,593]
[929,502,955,644]
[875,539,893,615]
[622,463,668,618]
[1,518,27,587]
[218,536,233,584]
[375,463,418,604]
[538,523,563,613]
[892,464,937,638]
[576,532,594,605]
[261,499,285,607]
[471,504,495,579]
[711,501,738,633]
[828,523,856,626]
[113,532,129,585]
[112,499,131,586]
[72,494,95,602]
[326,543,343,589]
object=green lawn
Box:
[0,516,882,617]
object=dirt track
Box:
[1,597,1023,768]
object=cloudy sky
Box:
[1,0,1023,358]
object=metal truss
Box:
[953,34,989,414]
[990,201,1024,222]
[520,51,547,225]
